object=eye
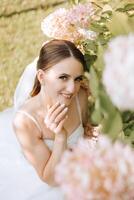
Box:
[59,76,68,80]
[75,76,83,82]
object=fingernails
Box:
[61,104,65,107]
[56,101,60,105]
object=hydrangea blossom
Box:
[102,34,134,111]
[41,8,78,42]
[55,135,134,200]
[69,3,95,29]
[41,3,96,45]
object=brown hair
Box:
[30,39,87,97]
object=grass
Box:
[0,0,65,16]
[0,0,66,111]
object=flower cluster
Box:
[41,3,96,45]
[102,34,134,111]
[55,135,134,200]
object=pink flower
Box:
[55,135,134,200]
[41,3,97,45]
[69,3,95,29]
[41,8,72,40]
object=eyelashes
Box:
[59,76,67,80]
[59,76,83,82]
[75,77,83,81]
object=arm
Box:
[13,104,68,186]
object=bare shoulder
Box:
[13,111,41,146]
[13,112,28,133]
[13,97,41,140]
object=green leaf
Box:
[98,32,111,45]
[124,3,134,11]
[99,88,116,115]
[90,22,108,33]
[124,128,132,137]
[91,98,102,124]
[90,66,99,98]
[97,87,123,139]
[84,54,97,69]
[68,0,80,5]
[83,39,98,53]
[94,44,105,72]
[122,111,134,123]
[124,130,134,148]
[106,11,132,36]
[101,110,123,140]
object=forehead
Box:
[47,57,84,75]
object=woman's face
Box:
[42,57,84,106]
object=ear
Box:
[37,69,45,85]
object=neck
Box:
[35,91,51,115]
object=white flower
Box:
[78,28,97,40]
[41,3,97,45]
[41,8,70,39]
[55,135,134,200]
[102,34,134,111]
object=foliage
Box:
[76,0,134,146]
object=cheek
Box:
[45,80,62,93]
[76,83,81,92]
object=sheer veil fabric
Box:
[0,58,64,200]
[14,57,38,110]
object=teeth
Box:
[62,94,71,98]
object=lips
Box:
[61,93,72,99]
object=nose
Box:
[66,80,76,94]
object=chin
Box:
[58,95,73,106]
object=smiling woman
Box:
[0,39,91,200]
[33,56,84,107]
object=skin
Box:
[38,56,84,107]
[13,56,89,186]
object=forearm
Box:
[42,132,67,186]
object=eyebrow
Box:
[59,73,84,79]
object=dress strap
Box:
[17,110,42,133]
[76,95,82,124]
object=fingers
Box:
[48,104,66,122]
[55,107,68,123]
[47,101,60,114]
[55,116,68,134]
[44,101,68,134]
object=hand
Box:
[44,102,68,134]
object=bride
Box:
[0,39,92,199]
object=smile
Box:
[61,93,72,99]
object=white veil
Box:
[13,40,51,110]
[13,57,38,110]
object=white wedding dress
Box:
[0,59,84,200]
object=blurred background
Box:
[0,0,66,111]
